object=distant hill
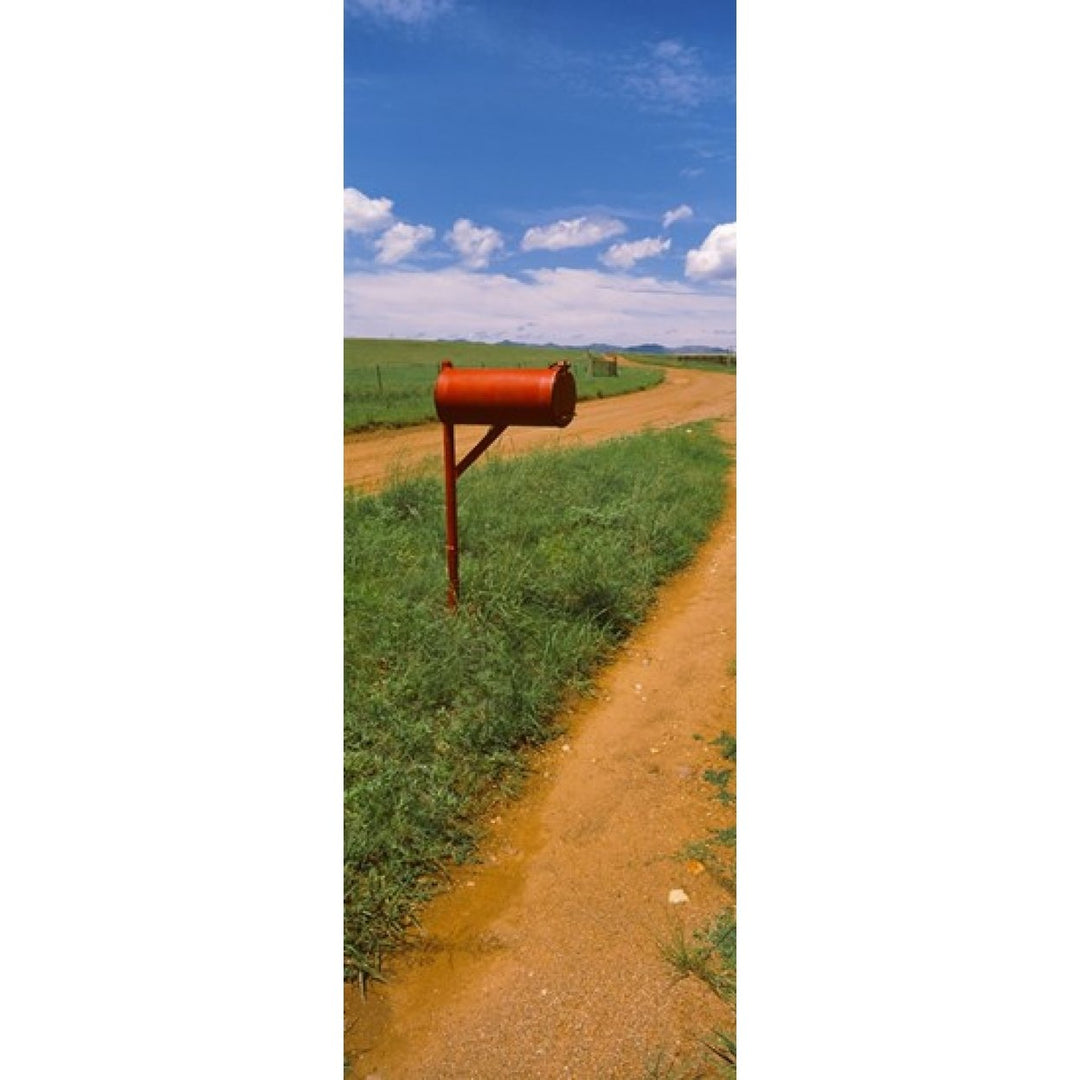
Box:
[377,336,734,355]
[496,339,565,350]
[586,342,667,355]
[587,343,733,356]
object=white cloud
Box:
[374,222,436,264]
[654,39,685,61]
[445,218,504,269]
[345,0,454,23]
[600,236,671,270]
[344,266,734,348]
[685,223,736,282]
[623,39,724,112]
[662,204,693,228]
[344,188,394,234]
[521,215,627,252]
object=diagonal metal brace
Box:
[454,424,507,478]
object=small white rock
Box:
[668,888,690,905]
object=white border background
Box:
[2,1,1078,1075]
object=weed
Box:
[644,1035,735,1080]
[701,1029,737,1074]
[714,732,736,761]
[659,912,736,1003]
[702,768,735,805]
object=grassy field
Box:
[629,353,737,374]
[344,424,733,982]
[344,338,664,433]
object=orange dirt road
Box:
[344,375,736,1078]
[344,366,735,491]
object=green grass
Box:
[714,731,736,761]
[344,337,664,433]
[649,910,736,1079]
[344,424,733,981]
[660,911,736,1002]
[630,353,737,374]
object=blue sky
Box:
[344,0,735,347]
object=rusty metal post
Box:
[442,421,460,610]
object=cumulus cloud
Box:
[685,223,736,281]
[600,236,671,270]
[345,0,454,23]
[374,222,436,264]
[445,218,504,269]
[344,188,394,234]
[662,204,693,228]
[521,215,627,252]
[344,266,734,348]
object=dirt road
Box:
[344,370,736,1077]
[344,366,734,491]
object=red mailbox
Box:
[434,360,577,609]
[434,362,576,428]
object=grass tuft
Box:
[659,911,736,1002]
[714,732,736,761]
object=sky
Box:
[344,0,735,348]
